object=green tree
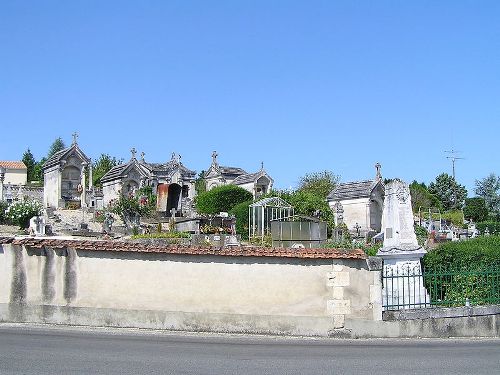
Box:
[47,137,66,159]
[428,173,468,210]
[229,199,253,239]
[474,173,500,216]
[195,170,207,195]
[409,181,442,212]
[463,197,489,223]
[33,157,46,182]
[195,185,253,214]
[22,149,36,183]
[92,153,122,187]
[298,170,339,199]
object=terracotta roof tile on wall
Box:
[0,236,367,260]
[0,161,27,169]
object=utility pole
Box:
[444,149,464,180]
[445,149,465,210]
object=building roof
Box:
[232,171,260,185]
[146,160,196,178]
[43,143,90,170]
[0,161,27,169]
[0,236,366,260]
[327,180,382,201]
[100,157,196,184]
[219,166,247,177]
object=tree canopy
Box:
[428,173,468,210]
[409,181,442,212]
[22,149,36,183]
[196,185,253,214]
[92,154,122,187]
[463,197,489,223]
[297,170,339,199]
[47,137,66,159]
[474,173,500,216]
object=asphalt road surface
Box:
[0,325,498,375]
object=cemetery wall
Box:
[0,237,381,336]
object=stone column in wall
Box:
[376,180,429,310]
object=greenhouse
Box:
[248,197,294,240]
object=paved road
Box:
[0,325,498,375]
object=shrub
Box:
[5,200,43,228]
[422,236,500,306]
[229,200,252,240]
[423,235,500,270]
[476,221,500,235]
[196,185,252,214]
[0,201,9,224]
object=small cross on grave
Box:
[354,222,361,237]
[131,147,137,159]
[170,208,177,217]
[72,132,79,145]
[211,151,218,165]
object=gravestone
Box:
[377,179,429,309]
[29,216,46,236]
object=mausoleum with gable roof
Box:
[327,163,384,237]
[42,135,91,209]
[204,151,273,199]
[100,149,196,216]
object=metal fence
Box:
[382,263,500,311]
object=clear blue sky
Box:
[1,1,499,194]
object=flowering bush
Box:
[110,186,156,228]
[5,199,43,228]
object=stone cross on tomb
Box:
[261,161,264,170]
[212,151,218,165]
[170,208,177,217]
[375,162,382,180]
[140,152,145,162]
[131,148,137,159]
[72,132,79,145]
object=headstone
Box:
[29,216,46,236]
[224,235,240,246]
[377,179,429,309]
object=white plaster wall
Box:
[330,197,370,231]
[74,253,332,317]
[236,182,255,197]
[0,246,13,303]
[43,167,60,208]
[4,170,27,185]
[102,181,121,206]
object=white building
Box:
[204,151,273,199]
[327,163,384,236]
[0,161,27,186]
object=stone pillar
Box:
[88,160,93,190]
[80,163,87,208]
[326,265,351,329]
[0,166,5,201]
